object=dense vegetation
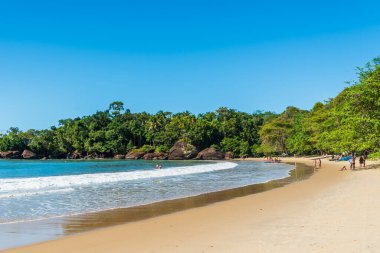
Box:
[1,57,379,158]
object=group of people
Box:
[340,155,366,171]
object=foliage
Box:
[258,57,380,155]
[1,57,379,158]
[0,103,268,158]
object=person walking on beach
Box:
[318,158,322,168]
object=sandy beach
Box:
[4,157,380,253]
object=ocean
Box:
[0,160,293,224]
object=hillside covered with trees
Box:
[1,57,379,159]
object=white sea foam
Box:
[0,162,238,193]
[0,188,75,199]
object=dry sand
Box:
[4,157,380,253]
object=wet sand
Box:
[4,158,380,253]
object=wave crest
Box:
[0,162,238,195]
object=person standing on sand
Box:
[352,156,356,169]
[359,156,365,167]
[318,158,322,168]
[349,157,353,170]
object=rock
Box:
[22,149,37,159]
[67,151,83,159]
[225,151,234,160]
[143,152,168,160]
[0,151,21,159]
[168,141,198,160]
[125,150,146,159]
[84,154,94,159]
[114,154,126,159]
[196,147,225,160]
[84,153,105,159]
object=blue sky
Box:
[1,0,380,131]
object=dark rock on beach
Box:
[0,151,21,159]
[196,147,225,160]
[22,149,37,159]
[168,141,198,160]
[125,150,146,159]
[143,152,168,160]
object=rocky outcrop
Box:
[67,151,83,159]
[143,152,168,160]
[196,147,225,160]
[168,141,198,160]
[125,150,146,159]
[83,153,105,159]
[0,151,21,159]
[22,149,37,159]
[225,151,234,160]
[114,154,126,159]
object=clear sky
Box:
[1,0,380,131]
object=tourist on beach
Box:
[349,157,355,170]
[318,158,322,168]
[359,156,365,167]
[339,166,347,171]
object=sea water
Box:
[0,160,293,223]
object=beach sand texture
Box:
[4,158,380,253]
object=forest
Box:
[1,57,379,159]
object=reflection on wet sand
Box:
[0,162,313,250]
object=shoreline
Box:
[0,160,310,250]
[4,157,380,252]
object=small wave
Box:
[0,162,238,193]
[0,188,75,199]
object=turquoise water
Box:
[0,160,293,223]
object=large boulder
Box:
[84,153,104,159]
[168,141,198,160]
[114,154,126,159]
[67,151,83,159]
[0,151,21,159]
[196,147,225,160]
[22,149,37,159]
[125,150,146,159]
[225,151,234,160]
[143,152,168,160]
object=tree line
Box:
[1,57,379,159]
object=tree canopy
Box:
[1,57,379,158]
